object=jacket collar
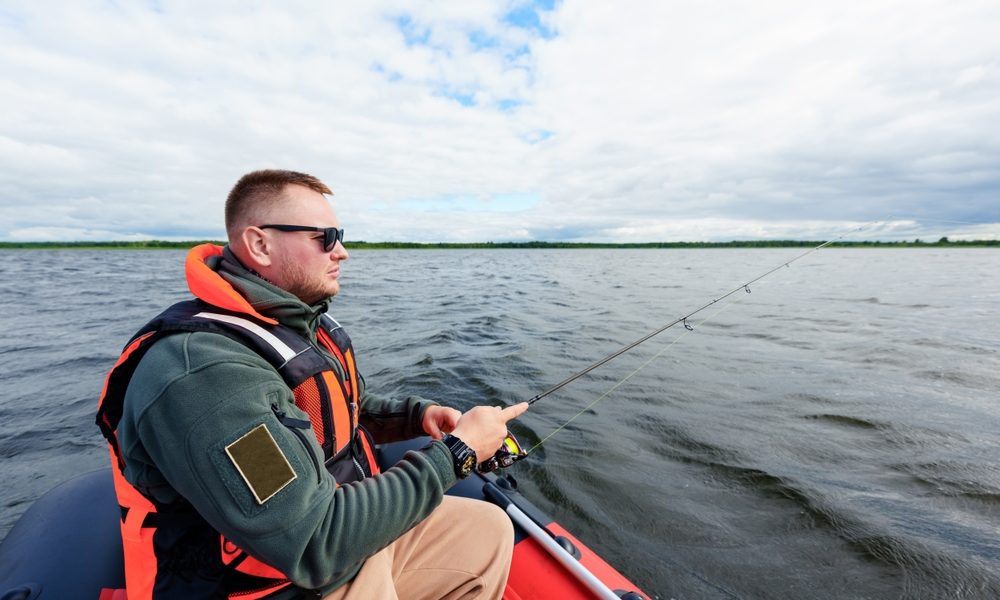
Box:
[184,244,329,336]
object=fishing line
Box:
[525,221,877,409]
[527,288,752,454]
[518,219,885,454]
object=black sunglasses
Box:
[260,224,345,252]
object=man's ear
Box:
[240,226,274,268]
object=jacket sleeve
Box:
[120,332,458,591]
[356,370,440,443]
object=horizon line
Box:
[2,237,997,249]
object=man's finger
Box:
[443,408,461,428]
[499,402,529,422]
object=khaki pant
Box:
[323,496,514,600]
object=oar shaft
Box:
[483,482,626,600]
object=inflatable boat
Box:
[0,438,649,600]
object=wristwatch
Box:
[441,435,477,479]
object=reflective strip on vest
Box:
[194,312,299,363]
[321,314,343,332]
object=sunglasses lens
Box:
[325,228,344,252]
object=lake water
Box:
[1,248,998,599]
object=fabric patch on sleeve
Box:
[224,424,297,504]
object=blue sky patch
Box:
[436,89,476,106]
[468,30,500,50]
[0,6,27,27]
[491,193,540,212]
[395,15,430,47]
[371,62,403,82]
[522,129,554,144]
[497,98,523,112]
[503,1,556,39]
[505,44,532,62]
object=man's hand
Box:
[450,403,529,464]
[422,405,462,440]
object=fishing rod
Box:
[478,220,884,472]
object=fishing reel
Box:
[478,431,529,473]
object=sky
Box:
[1,0,998,243]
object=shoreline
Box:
[0,240,997,250]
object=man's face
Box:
[262,184,349,305]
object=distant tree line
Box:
[0,238,996,250]
[346,238,998,249]
[0,240,224,249]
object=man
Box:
[96,169,528,599]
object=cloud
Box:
[1,0,998,242]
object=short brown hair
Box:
[225,169,333,238]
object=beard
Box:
[272,255,340,305]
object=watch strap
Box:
[441,434,477,479]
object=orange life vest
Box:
[96,245,379,599]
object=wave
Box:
[802,413,882,430]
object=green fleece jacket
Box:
[116,247,457,596]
